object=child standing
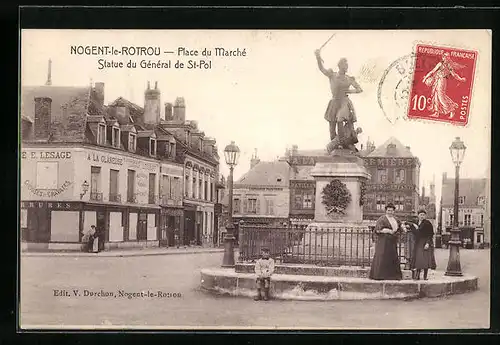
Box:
[254,247,275,301]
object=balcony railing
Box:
[238,224,409,268]
[90,192,103,201]
[109,193,121,203]
[127,193,137,204]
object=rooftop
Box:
[441,177,487,207]
[367,137,414,158]
[235,160,290,188]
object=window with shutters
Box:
[233,198,240,214]
[266,199,275,215]
[248,198,257,214]
[464,214,471,226]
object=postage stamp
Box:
[407,44,478,126]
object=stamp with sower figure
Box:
[407,44,478,126]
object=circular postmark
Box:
[377,53,417,124]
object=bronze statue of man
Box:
[314,49,363,143]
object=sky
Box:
[21,29,491,204]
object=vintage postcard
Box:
[19,29,491,330]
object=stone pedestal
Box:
[310,149,371,223]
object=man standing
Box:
[314,50,363,142]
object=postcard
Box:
[20,29,491,330]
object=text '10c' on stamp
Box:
[407,44,478,126]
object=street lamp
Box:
[222,141,240,267]
[445,137,466,277]
[80,180,89,199]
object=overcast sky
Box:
[21,29,491,203]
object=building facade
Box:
[440,173,488,248]
[20,74,219,251]
[284,137,421,223]
[362,138,421,222]
[231,157,290,227]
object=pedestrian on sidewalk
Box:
[369,203,406,281]
[87,225,98,253]
[409,209,437,280]
[254,247,275,301]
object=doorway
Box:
[137,213,147,240]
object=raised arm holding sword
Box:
[314,33,363,150]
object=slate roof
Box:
[367,137,414,157]
[235,161,290,187]
[441,178,487,207]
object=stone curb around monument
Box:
[200,268,479,301]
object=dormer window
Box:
[150,138,157,156]
[97,123,106,145]
[477,196,485,205]
[128,133,136,152]
[112,126,120,148]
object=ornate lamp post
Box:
[80,180,89,199]
[222,141,240,267]
[445,137,466,277]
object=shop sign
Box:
[364,158,415,167]
[20,201,80,210]
[23,180,73,198]
[22,151,73,160]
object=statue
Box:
[315,47,363,153]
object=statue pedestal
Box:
[303,150,372,260]
[310,149,371,223]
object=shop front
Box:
[159,207,184,247]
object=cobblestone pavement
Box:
[20,249,489,329]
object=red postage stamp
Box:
[407,44,478,126]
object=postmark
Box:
[407,44,478,126]
[377,53,417,124]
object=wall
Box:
[73,147,161,204]
[442,206,485,228]
[20,148,75,201]
[233,187,290,219]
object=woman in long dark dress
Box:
[409,209,437,280]
[369,203,405,280]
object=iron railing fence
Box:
[238,224,410,269]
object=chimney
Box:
[360,143,364,151]
[94,82,105,106]
[144,81,161,124]
[291,145,298,156]
[45,59,52,86]
[34,97,52,139]
[422,186,426,199]
[406,146,411,151]
[173,97,186,122]
[164,102,173,121]
[115,106,130,123]
[250,148,260,169]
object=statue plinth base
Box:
[310,149,370,223]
